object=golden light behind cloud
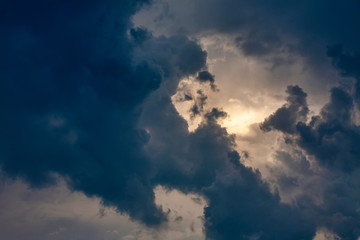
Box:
[222,101,272,135]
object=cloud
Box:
[260,85,309,134]
[327,45,360,106]
[141,98,317,239]
[261,58,360,238]
[261,83,358,172]
[190,90,208,119]
[203,167,315,240]
[135,0,360,90]
[295,86,358,172]
[2,0,360,239]
[0,0,207,227]
[196,71,217,91]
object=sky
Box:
[1,0,360,239]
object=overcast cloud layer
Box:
[2,0,360,240]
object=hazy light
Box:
[222,104,270,135]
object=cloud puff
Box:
[261,53,360,238]
[196,71,217,91]
[260,85,309,134]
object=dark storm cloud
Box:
[327,45,360,79]
[133,34,207,95]
[203,107,228,123]
[0,0,207,227]
[140,99,317,239]
[3,0,360,239]
[296,87,360,172]
[133,35,320,238]
[260,85,309,134]
[130,27,153,44]
[235,32,282,57]
[137,0,360,238]
[203,168,315,240]
[0,0,165,227]
[196,71,217,91]
[261,84,360,172]
[145,0,360,78]
[261,80,360,238]
[327,45,360,105]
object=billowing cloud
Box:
[134,0,360,113]
[261,52,360,238]
[141,95,317,239]
[0,0,207,227]
[136,0,360,54]
[260,85,309,134]
[2,0,360,239]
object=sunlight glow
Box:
[222,103,270,135]
[222,111,256,135]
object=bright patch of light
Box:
[222,111,256,135]
[222,101,271,135]
[154,186,205,240]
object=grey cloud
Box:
[260,85,309,134]
[262,84,360,172]
[196,71,217,91]
[141,87,317,239]
[136,0,360,88]
[3,0,360,239]
[236,31,282,57]
[327,45,360,106]
[190,90,208,119]
[203,164,315,240]
[262,83,360,238]
[130,27,153,44]
[261,46,360,238]
[0,0,208,227]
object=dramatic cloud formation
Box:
[2,0,166,226]
[260,85,309,134]
[1,0,207,227]
[2,0,360,240]
[261,49,360,239]
[135,0,360,96]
